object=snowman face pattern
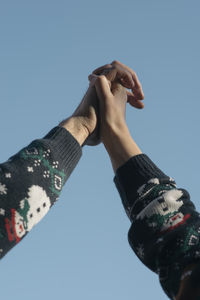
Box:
[24,185,51,232]
[14,211,26,238]
[5,185,51,243]
[135,189,188,233]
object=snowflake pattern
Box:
[0,183,7,195]
[27,166,34,173]
[0,208,5,216]
[34,159,41,167]
[5,173,11,178]
[43,149,51,158]
[43,170,50,178]
[52,161,59,169]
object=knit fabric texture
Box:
[0,126,82,259]
[114,154,200,299]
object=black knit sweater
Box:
[0,127,81,257]
[0,126,199,299]
[114,155,200,299]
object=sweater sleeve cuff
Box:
[42,126,82,178]
[114,154,168,212]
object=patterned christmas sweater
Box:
[1,126,200,299]
[114,154,200,299]
[0,126,81,259]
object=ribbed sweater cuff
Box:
[114,154,168,210]
[43,126,82,178]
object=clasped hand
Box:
[60,60,144,153]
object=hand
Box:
[89,74,128,141]
[60,61,144,147]
[59,83,99,146]
[71,84,100,146]
[92,60,144,109]
[90,72,142,172]
[86,60,144,145]
[76,60,145,146]
[89,61,144,142]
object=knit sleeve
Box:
[114,154,200,299]
[0,126,82,259]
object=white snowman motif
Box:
[5,185,52,243]
[136,189,184,221]
[161,212,185,232]
[14,210,26,238]
[20,185,51,232]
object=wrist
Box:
[59,116,89,146]
[102,125,142,172]
[101,120,128,144]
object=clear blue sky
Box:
[0,1,200,299]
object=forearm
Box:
[102,123,142,173]
[59,116,90,146]
[114,152,200,299]
[0,126,81,258]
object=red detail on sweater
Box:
[4,209,21,244]
[162,213,191,234]
[5,218,14,242]
[11,209,21,244]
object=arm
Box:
[0,126,81,258]
[113,137,200,300]
[93,64,200,300]
[0,79,99,259]
[0,61,143,260]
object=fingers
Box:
[92,60,144,101]
[92,64,113,75]
[93,63,135,90]
[111,61,144,100]
[89,74,113,101]
[88,74,144,109]
[112,60,144,98]
[127,91,144,109]
[90,61,145,110]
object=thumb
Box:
[89,74,112,101]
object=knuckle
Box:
[126,71,132,78]
[111,60,120,65]
[98,75,106,81]
[131,70,136,76]
[104,64,112,68]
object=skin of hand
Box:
[92,66,200,299]
[92,69,200,300]
[59,84,99,146]
[92,60,144,109]
[60,61,144,147]
[90,73,142,172]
